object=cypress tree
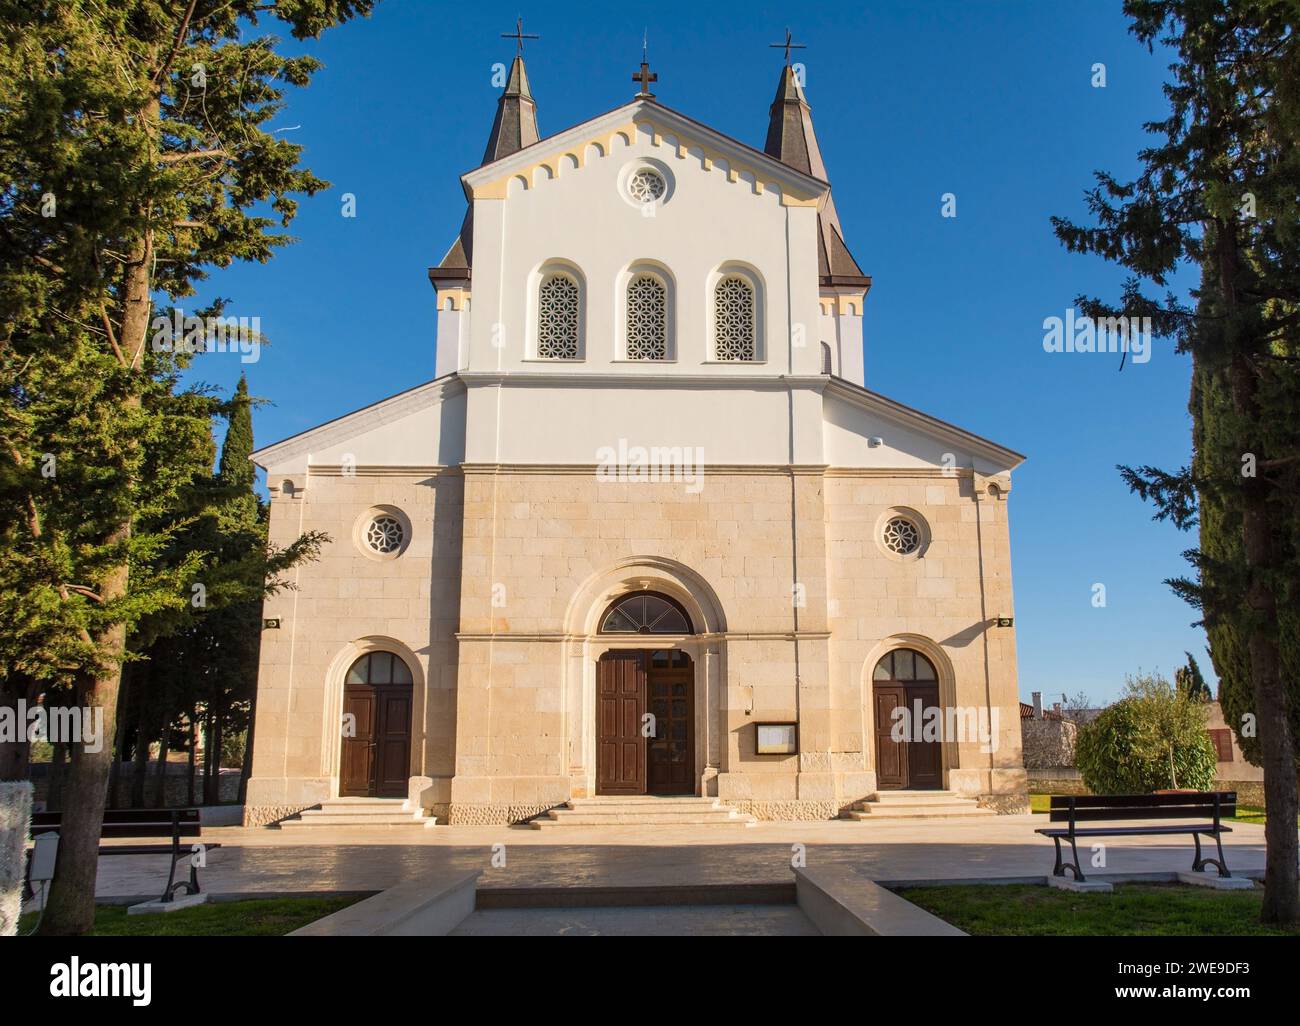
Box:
[1054,0,1300,922]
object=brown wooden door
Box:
[873,685,907,789]
[375,687,412,797]
[907,684,942,789]
[341,685,377,797]
[340,683,411,798]
[647,657,694,795]
[597,652,646,795]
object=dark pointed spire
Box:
[764,63,869,287]
[482,54,540,164]
[431,39,543,285]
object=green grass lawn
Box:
[895,882,1300,936]
[19,895,361,937]
[1229,805,1267,824]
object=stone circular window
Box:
[628,168,666,204]
[882,516,922,556]
[365,515,404,554]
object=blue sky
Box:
[186,0,1209,705]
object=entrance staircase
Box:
[841,790,994,821]
[278,797,438,830]
[530,796,757,830]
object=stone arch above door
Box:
[320,637,426,790]
[565,555,728,638]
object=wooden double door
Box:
[596,650,695,796]
[340,681,412,798]
[872,682,943,790]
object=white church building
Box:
[243,49,1028,827]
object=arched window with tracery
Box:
[872,649,938,683]
[626,273,668,360]
[714,275,757,361]
[599,592,694,634]
[537,272,581,359]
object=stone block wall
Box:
[244,468,464,825]
[823,471,1027,805]
[244,462,1028,826]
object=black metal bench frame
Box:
[25,808,221,904]
[1035,791,1235,882]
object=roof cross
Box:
[633,60,658,99]
[770,28,806,65]
[501,17,539,56]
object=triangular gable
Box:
[460,98,830,207]
[251,375,466,472]
[823,376,1025,474]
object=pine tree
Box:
[0,1,371,935]
[1175,652,1213,703]
[1054,0,1300,923]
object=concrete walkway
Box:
[63,815,1269,902]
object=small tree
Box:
[1076,672,1217,794]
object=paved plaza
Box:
[58,815,1270,904]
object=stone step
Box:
[571,795,724,805]
[529,796,757,829]
[531,811,755,828]
[562,799,728,814]
[280,798,437,829]
[842,805,994,821]
[281,813,437,828]
[842,790,994,821]
[866,791,963,804]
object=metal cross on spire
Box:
[770,28,806,65]
[502,16,539,56]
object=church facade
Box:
[243,53,1028,827]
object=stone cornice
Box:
[458,371,830,391]
[456,631,832,643]
[458,463,829,476]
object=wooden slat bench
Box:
[1036,792,1236,882]
[26,808,221,904]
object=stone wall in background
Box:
[1026,769,1089,796]
[0,781,33,936]
[1020,718,1077,770]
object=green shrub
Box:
[1075,672,1218,794]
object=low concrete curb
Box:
[477,882,794,909]
[794,866,965,936]
[289,871,480,936]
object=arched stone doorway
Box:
[595,593,696,796]
[339,651,413,798]
[871,648,943,790]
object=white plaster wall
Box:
[822,391,1012,475]
[255,380,467,476]
[465,122,823,377]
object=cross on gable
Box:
[633,61,658,99]
[770,28,806,65]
